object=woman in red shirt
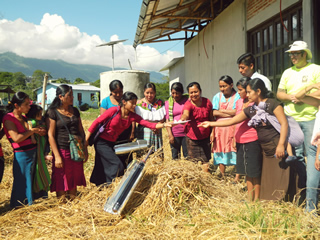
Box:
[86,92,170,187]
[180,82,214,172]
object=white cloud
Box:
[0,13,182,72]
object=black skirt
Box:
[236,140,263,178]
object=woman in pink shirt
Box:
[165,82,188,159]
[86,92,170,187]
[234,77,262,201]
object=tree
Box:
[27,70,52,100]
[12,72,27,90]
[53,78,71,84]
[153,75,170,101]
[91,79,100,88]
[0,72,13,85]
[74,78,86,84]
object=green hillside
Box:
[0,52,166,83]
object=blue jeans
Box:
[170,136,188,159]
[306,145,320,212]
[293,120,315,189]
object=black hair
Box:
[47,84,72,111]
[119,91,138,107]
[187,82,202,93]
[171,82,184,94]
[109,79,123,92]
[26,104,43,119]
[144,82,156,92]
[6,91,29,113]
[248,78,274,99]
[236,76,251,89]
[237,53,255,68]
[219,75,234,85]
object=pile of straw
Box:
[0,119,319,239]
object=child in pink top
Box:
[235,77,262,201]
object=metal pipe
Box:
[114,139,148,155]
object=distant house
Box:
[35,83,100,109]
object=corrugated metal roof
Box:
[35,83,100,92]
[133,0,234,48]
[159,57,184,71]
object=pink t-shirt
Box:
[235,98,258,143]
[165,97,187,137]
[183,97,212,140]
[88,106,157,143]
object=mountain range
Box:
[0,52,167,83]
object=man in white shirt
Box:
[237,53,272,91]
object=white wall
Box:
[184,0,246,99]
[169,58,186,88]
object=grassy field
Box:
[0,109,319,239]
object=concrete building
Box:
[35,83,100,109]
[134,0,319,99]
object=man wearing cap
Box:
[237,53,272,90]
[277,41,320,199]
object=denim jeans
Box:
[170,136,188,159]
[293,120,315,189]
[306,145,320,212]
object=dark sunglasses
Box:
[288,51,304,57]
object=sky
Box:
[0,0,184,72]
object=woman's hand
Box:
[55,156,63,168]
[275,144,285,159]
[210,131,215,144]
[311,132,320,146]
[169,135,174,145]
[198,121,212,128]
[84,148,89,163]
[315,159,320,171]
[129,132,135,141]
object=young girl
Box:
[234,77,263,201]
[26,104,52,196]
[100,79,135,168]
[3,92,46,207]
[87,91,170,187]
[199,78,292,200]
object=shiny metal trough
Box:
[114,139,148,155]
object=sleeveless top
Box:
[3,112,36,152]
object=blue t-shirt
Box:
[101,96,118,110]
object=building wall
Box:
[169,58,185,88]
[73,90,99,108]
[247,0,300,30]
[184,0,246,99]
[36,85,99,109]
[247,0,277,20]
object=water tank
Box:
[100,70,149,102]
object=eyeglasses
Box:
[288,51,304,57]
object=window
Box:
[77,93,82,101]
[90,93,95,101]
[248,3,302,91]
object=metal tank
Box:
[100,70,149,101]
